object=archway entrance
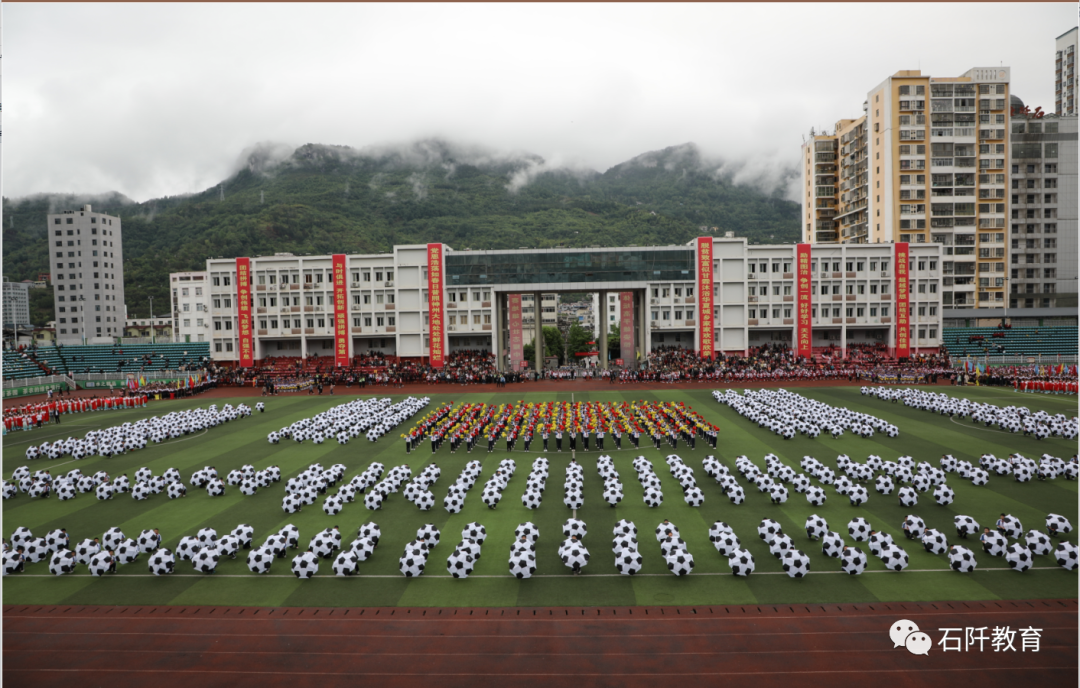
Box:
[496,289,647,373]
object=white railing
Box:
[2,374,72,390]
[72,370,197,382]
[953,354,1078,367]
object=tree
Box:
[525,326,567,366]
[566,323,595,361]
[543,326,566,365]
[607,324,621,360]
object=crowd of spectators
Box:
[607,343,955,383]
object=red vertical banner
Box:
[796,243,812,358]
[696,237,714,359]
[895,242,910,358]
[619,291,634,364]
[427,243,445,368]
[235,258,253,366]
[508,294,523,370]
[332,254,348,367]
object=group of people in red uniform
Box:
[1016,378,1078,394]
[2,393,149,433]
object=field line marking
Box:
[157,428,210,446]
[946,416,1073,441]
[6,613,1071,626]
[6,647,1073,657]
[3,424,100,447]
[11,566,1065,579]
[10,626,1076,637]
[7,668,1075,677]
[4,428,211,478]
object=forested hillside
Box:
[3,140,799,324]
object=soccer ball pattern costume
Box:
[247,547,274,574]
[292,551,320,579]
[49,550,77,575]
[948,546,977,573]
[840,547,867,575]
[148,549,175,575]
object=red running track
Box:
[4,599,1075,688]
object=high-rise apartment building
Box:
[47,204,125,344]
[803,67,1011,312]
[803,130,839,243]
[2,280,32,328]
[1056,27,1077,116]
[1008,103,1077,317]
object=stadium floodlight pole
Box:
[149,296,155,344]
[79,295,87,346]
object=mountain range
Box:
[2,140,801,326]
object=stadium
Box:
[5,6,1079,684]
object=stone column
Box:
[639,288,650,358]
[492,291,503,372]
[533,291,543,373]
[598,290,608,371]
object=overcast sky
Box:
[4,3,1074,203]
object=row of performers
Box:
[1015,378,1078,394]
[3,395,149,432]
[402,400,720,454]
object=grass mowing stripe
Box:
[5,387,1076,608]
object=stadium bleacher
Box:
[2,342,211,381]
[942,326,1078,358]
[2,350,49,381]
[60,342,211,374]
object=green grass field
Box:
[3,386,1077,608]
